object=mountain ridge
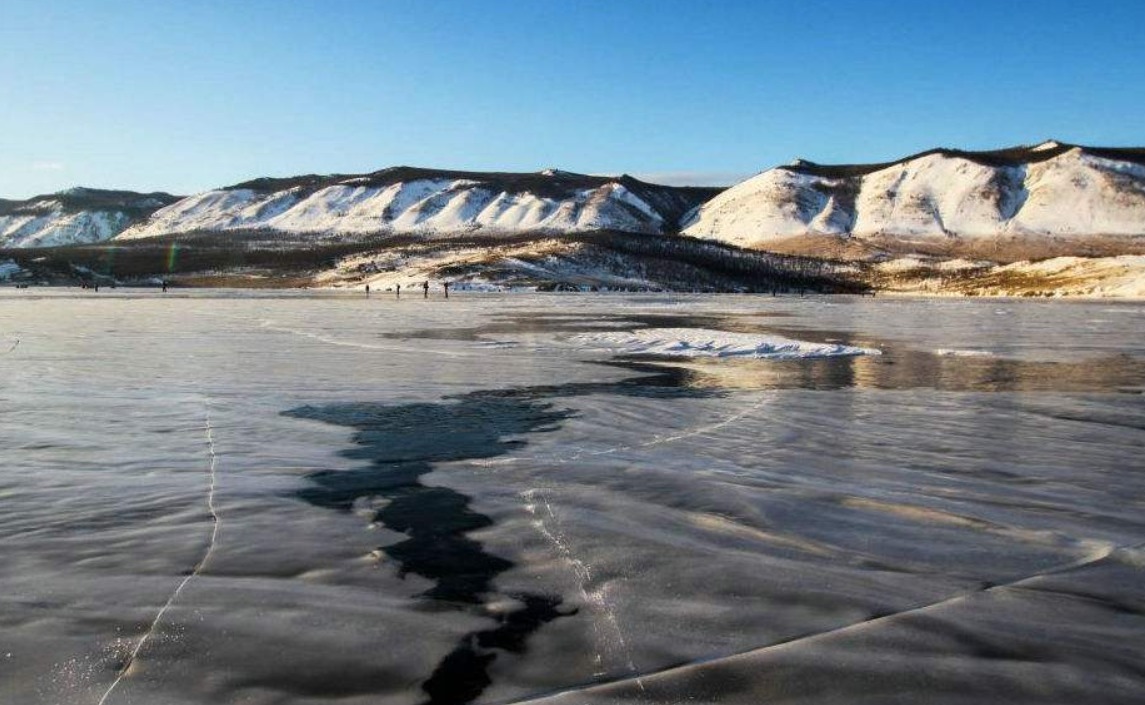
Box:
[682,142,1145,258]
[3,142,1145,259]
[780,141,1145,179]
[115,167,719,242]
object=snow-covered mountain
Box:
[682,142,1145,253]
[9,144,1145,263]
[117,167,719,240]
[0,188,180,248]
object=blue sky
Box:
[2,0,1143,198]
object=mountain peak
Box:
[1031,139,1065,152]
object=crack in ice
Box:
[487,391,772,467]
[97,396,221,705]
[498,391,1139,704]
[513,394,771,691]
[523,488,642,689]
[260,319,476,357]
[505,539,1131,703]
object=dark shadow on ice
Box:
[285,364,717,704]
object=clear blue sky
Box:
[2,0,1143,198]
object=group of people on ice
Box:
[364,280,449,299]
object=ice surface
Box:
[1,292,1144,705]
[934,348,995,357]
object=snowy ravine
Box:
[0,188,179,248]
[682,142,1145,251]
[116,168,718,240]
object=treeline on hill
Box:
[0,228,868,293]
[569,231,865,293]
[0,229,390,283]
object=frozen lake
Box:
[2,291,1144,705]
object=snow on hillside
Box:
[683,144,1145,250]
[118,169,712,240]
[315,239,662,293]
[850,154,1020,238]
[0,205,131,248]
[1009,151,1145,235]
[676,169,854,248]
[873,254,1145,298]
[0,189,179,248]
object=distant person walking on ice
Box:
[422,281,429,299]
[443,281,449,299]
[395,283,401,299]
[365,284,370,298]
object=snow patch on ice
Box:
[573,328,880,359]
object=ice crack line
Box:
[554,391,772,463]
[509,395,771,690]
[617,391,771,455]
[522,489,643,691]
[506,539,1134,704]
[97,396,221,705]
[259,319,475,358]
[3,338,19,354]
[476,391,772,469]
